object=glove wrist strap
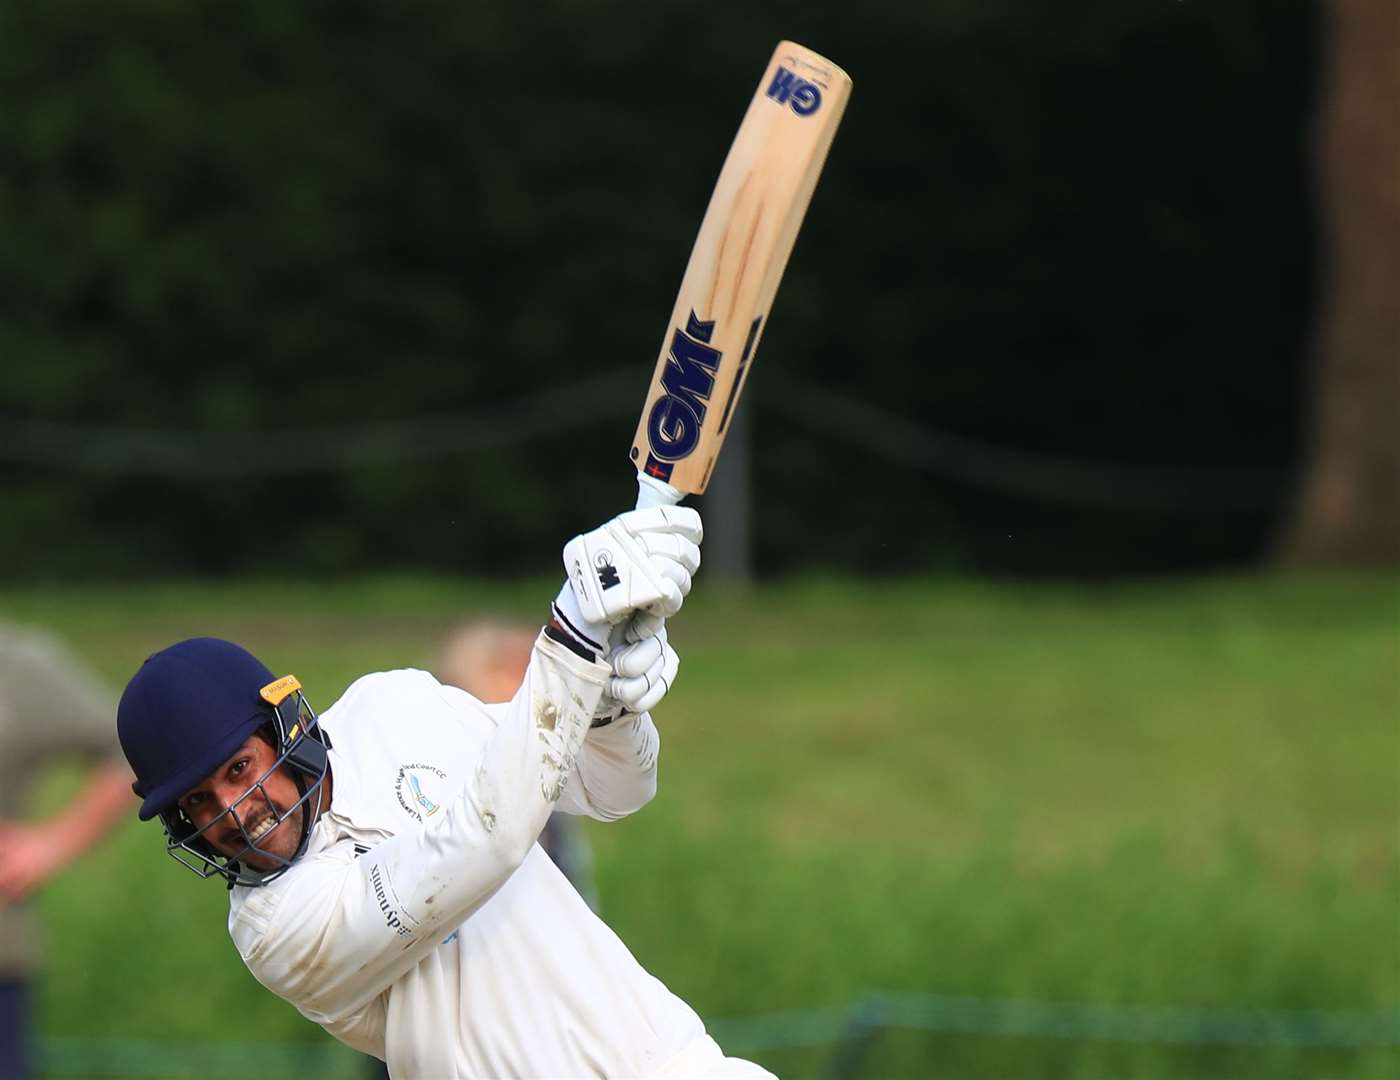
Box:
[549,583,610,664]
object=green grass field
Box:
[5,572,1397,1079]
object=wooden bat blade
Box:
[631,41,851,497]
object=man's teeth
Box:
[247,817,276,843]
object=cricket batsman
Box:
[116,507,774,1079]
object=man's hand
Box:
[0,764,134,906]
[0,820,70,903]
[563,507,702,627]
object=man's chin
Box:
[238,847,285,871]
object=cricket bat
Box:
[630,41,851,510]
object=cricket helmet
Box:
[117,637,330,887]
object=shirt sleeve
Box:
[229,630,609,1024]
[552,712,660,821]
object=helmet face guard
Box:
[160,675,330,888]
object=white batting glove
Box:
[562,507,702,627]
[586,624,680,727]
[606,625,679,715]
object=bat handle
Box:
[635,471,685,510]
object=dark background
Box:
[0,0,1318,579]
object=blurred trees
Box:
[1277,0,1400,565]
[0,1,1322,579]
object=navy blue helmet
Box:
[117,637,330,886]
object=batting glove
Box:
[583,624,680,727]
[606,624,679,715]
[562,507,702,627]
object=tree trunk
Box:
[1276,0,1400,565]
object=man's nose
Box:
[209,785,237,814]
[213,784,255,825]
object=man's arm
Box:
[535,616,677,821]
[0,628,133,901]
[552,712,660,822]
[0,760,134,902]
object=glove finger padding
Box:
[627,641,679,714]
[654,558,692,601]
[649,573,686,618]
[621,506,704,546]
[610,630,665,678]
[606,634,679,714]
[564,508,704,626]
[638,532,702,575]
[617,609,666,646]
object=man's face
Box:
[176,733,305,871]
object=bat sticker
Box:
[645,311,723,464]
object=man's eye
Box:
[184,793,205,809]
[230,759,248,777]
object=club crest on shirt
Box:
[395,763,447,821]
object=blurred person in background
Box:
[437,617,597,906]
[0,624,134,1080]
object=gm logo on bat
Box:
[766,66,822,116]
[646,311,721,465]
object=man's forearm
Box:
[558,713,660,821]
[45,761,135,866]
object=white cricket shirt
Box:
[227,632,705,1079]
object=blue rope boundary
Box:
[35,995,1399,1077]
[708,993,1400,1053]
